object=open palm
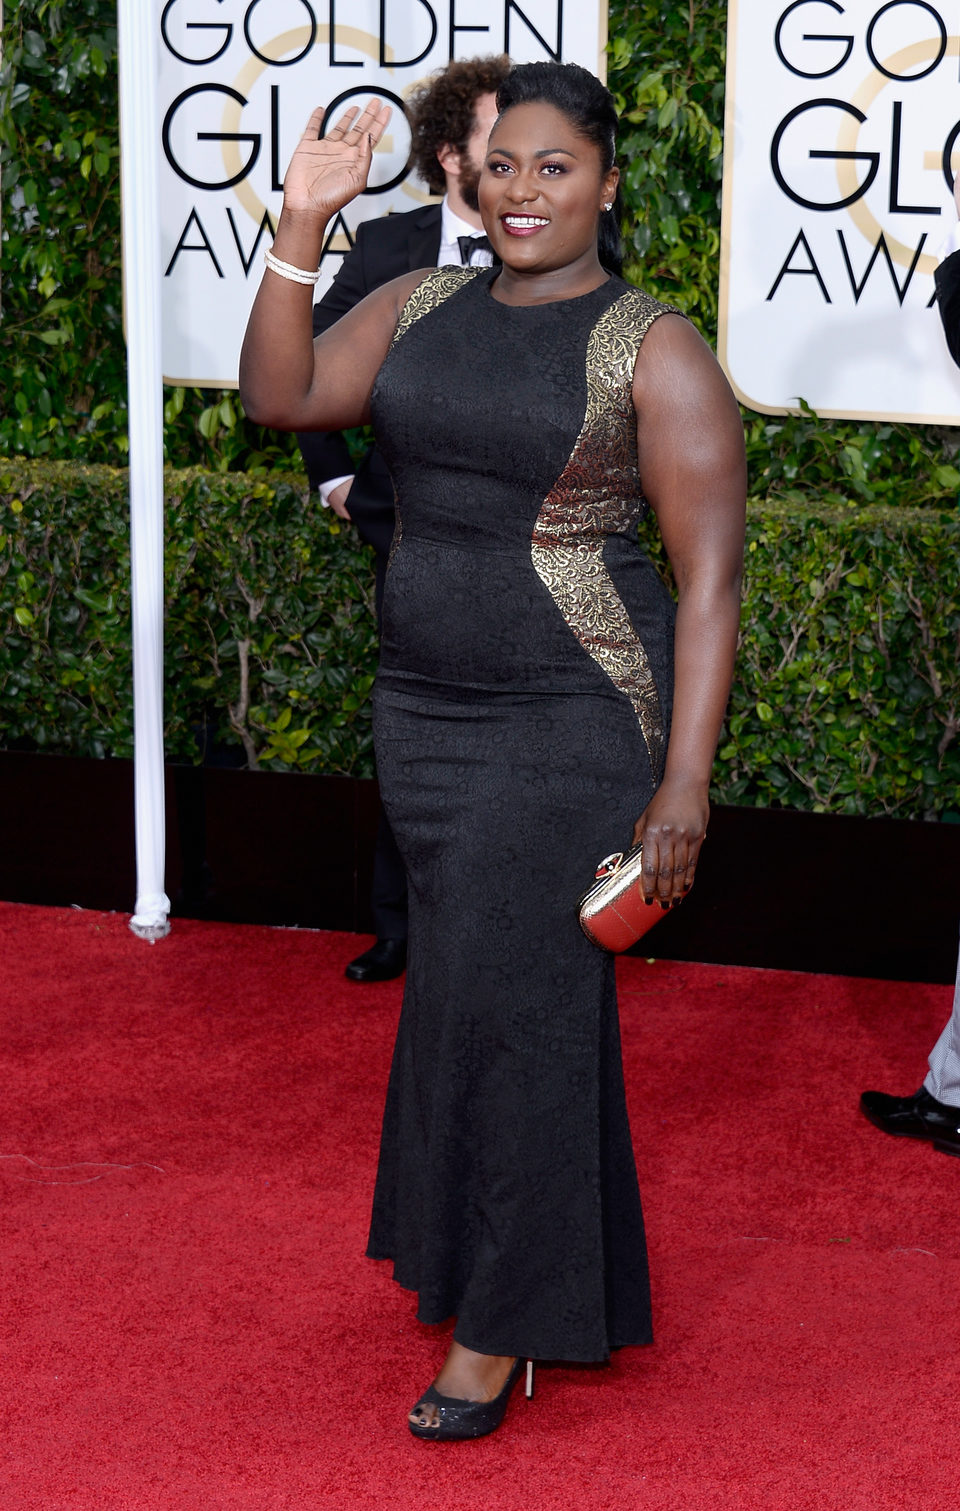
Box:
[284,98,393,219]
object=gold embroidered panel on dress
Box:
[391,266,480,347]
[531,288,680,779]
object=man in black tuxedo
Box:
[297,55,509,983]
[860,178,960,1156]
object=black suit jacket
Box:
[297,203,443,561]
[934,247,960,369]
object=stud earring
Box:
[603,202,613,212]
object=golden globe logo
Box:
[767,3,957,304]
[719,0,960,422]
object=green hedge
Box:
[711,506,960,818]
[0,462,377,774]
[3,460,958,819]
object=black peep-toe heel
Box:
[408,1357,534,1441]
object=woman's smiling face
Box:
[479,101,619,278]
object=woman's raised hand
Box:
[283,98,393,220]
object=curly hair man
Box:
[407,55,511,201]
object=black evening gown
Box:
[366,267,677,1363]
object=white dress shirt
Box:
[438,198,496,268]
[939,220,960,264]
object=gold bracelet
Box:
[263,249,321,285]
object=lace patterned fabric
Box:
[532,288,678,781]
[366,268,678,1362]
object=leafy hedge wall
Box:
[714,506,960,818]
[3,461,959,820]
[0,462,377,774]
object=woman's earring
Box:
[603,202,613,212]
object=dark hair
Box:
[495,62,624,277]
[408,55,511,195]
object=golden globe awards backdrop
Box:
[719,0,960,422]
[159,0,608,386]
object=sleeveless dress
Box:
[366,266,677,1363]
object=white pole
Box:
[118,0,170,940]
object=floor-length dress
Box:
[366,266,677,1363]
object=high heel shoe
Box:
[408,1357,534,1441]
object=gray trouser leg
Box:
[923,932,960,1109]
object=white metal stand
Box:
[119,0,170,940]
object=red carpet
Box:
[1,900,957,1509]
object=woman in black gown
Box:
[240,62,746,1441]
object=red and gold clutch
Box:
[578,845,667,953]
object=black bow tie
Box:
[457,233,500,268]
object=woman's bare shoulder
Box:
[385,267,436,305]
[632,309,729,407]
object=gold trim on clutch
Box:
[578,843,665,952]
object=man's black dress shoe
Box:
[345,938,407,983]
[859,1086,960,1156]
